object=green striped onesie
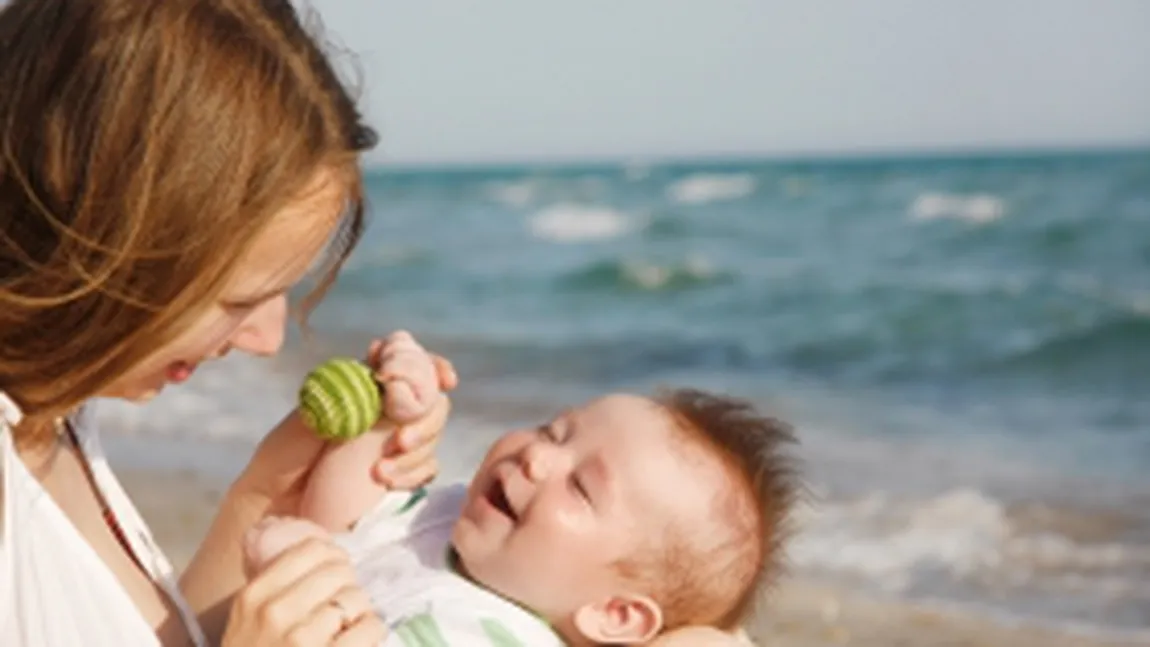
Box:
[335,484,565,647]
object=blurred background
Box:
[101,0,1150,641]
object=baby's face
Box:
[451,393,720,629]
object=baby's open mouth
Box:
[484,479,517,521]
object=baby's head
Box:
[452,389,799,645]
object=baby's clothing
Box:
[337,483,564,647]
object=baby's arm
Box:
[299,331,445,532]
[300,430,393,531]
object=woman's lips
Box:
[165,361,196,384]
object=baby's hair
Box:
[646,388,800,631]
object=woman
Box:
[0,1,746,645]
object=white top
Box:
[338,483,563,647]
[0,393,207,647]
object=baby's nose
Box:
[523,442,563,482]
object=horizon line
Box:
[363,141,1150,174]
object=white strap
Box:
[0,391,22,428]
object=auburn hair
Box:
[0,0,377,441]
[646,388,800,632]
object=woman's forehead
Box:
[231,170,349,291]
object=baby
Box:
[248,333,799,646]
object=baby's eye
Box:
[536,423,564,443]
[535,424,557,442]
[570,475,590,501]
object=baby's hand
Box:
[243,516,332,576]
[366,330,456,424]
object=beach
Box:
[119,465,1142,647]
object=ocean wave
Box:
[909,192,1006,223]
[560,254,731,292]
[790,487,1150,633]
[527,203,634,243]
[666,172,756,205]
[984,314,1150,380]
[484,178,539,207]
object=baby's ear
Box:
[573,593,663,644]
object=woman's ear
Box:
[573,594,664,644]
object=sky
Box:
[302,0,1150,166]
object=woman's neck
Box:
[14,418,69,478]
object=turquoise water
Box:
[329,151,1150,480]
[106,150,1150,636]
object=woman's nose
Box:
[229,295,288,357]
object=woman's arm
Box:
[179,410,322,643]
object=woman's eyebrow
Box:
[222,285,290,306]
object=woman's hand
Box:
[223,532,385,646]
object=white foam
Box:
[908,192,1006,223]
[528,203,632,243]
[485,179,538,207]
[788,487,1150,600]
[666,173,756,205]
[618,253,717,290]
[790,489,1010,591]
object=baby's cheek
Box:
[529,499,599,559]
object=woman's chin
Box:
[98,381,164,403]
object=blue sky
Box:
[305,0,1150,165]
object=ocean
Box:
[97,150,1150,638]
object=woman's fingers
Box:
[253,545,371,644]
[378,454,439,490]
[375,431,439,487]
[238,537,346,610]
[331,613,389,647]
[430,353,458,391]
[283,586,376,646]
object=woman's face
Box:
[102,169,350,402]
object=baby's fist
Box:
[367,331,440,423]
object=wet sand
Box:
[120,468,1143,647]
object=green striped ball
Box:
[298,357,382,441]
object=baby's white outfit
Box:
[338,483,564,647]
